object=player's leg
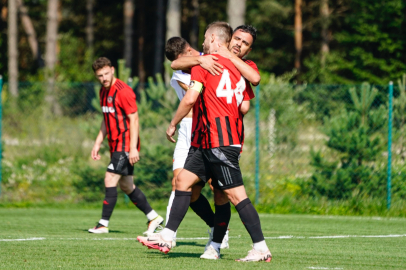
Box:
[189,182,215,231]
[137,168,201,253]
[201,146,271,262]
[137,146,208,253]
[165,118,192,243]
[119,176,163,235]
[88,171,121,233]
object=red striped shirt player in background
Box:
[137,22,272,262]
[88,57,163,235]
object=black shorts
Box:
[202,146,243,190]
[107,151,134,176]
[183,146,209,182]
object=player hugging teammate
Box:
[137,22,272,263]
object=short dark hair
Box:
[92,57,112,72]
[165,37,189,61]
[234,25,257,44]
[205,21,233,44]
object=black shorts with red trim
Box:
[107,151,134,176]
[202,146,243,190]
[183,146,209,182]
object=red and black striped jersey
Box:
[99,79,140,154]
[190,54,246,149]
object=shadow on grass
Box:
[175,241,205,248]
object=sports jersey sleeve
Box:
[243,81,255,101]
[171,70,191,86]
[190,65,207,85]
[243,59,259,75]
[117,87,138,115]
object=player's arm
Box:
[166,81,203,143]
[177,81,189,91]
[171,55,223,76]
[127,112,140,165]
[91,119,107,160]
[240,100,250,115]
[216,46,260,86]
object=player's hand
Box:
[216,45,234,60]
[91,144,101,160]
[199,55,223,76]
[166,124,177,143]
[129,148,140,165]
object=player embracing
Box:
[166,25,260,255]
[88,57,163,235]
[137,23,272,262]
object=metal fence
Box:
[0,78,404,208]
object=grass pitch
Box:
[0,207,405,269]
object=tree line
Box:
[0,0,405,94]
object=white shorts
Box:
[173,118,192,170]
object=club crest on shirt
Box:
[107,96,113,103]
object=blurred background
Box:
[0,0,405,215]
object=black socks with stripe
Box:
[212,202,231,243]
[127,187,153,215]
[101,187,117,220]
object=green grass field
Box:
[1,207,405,269]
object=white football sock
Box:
[210,242,221,252]
[160,228,176,241]
[253,240,268,252]
[146,210,158,221]
[99,219,109,227]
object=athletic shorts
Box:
[183,146,209,182]
[107,151,134,176]
[202,146,243,191]
[173,118,192,171]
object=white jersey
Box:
[170,70,191,101]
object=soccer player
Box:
[88,57,164,235]
[164,32,258,249]
[138,23,272,262]
[167,25,260,254]
[164,37,222,248]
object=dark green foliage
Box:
[307,83,387,199]
[72,164,105,202]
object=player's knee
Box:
[214,190,229,205]
[171,177,177,189]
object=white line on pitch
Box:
[307,267,343,269]
[2,234,405,242]
[0,237,45,242]
[265,234,406,239]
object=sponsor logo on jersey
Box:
[102,106,115,113]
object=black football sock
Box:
[166,190,192,232]
[127,187,153,215]
[212,202,231,243]
[189,194,215,228]
[101,187,117,221]
[235,198,265,243]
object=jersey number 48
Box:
[216,69,246,107]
